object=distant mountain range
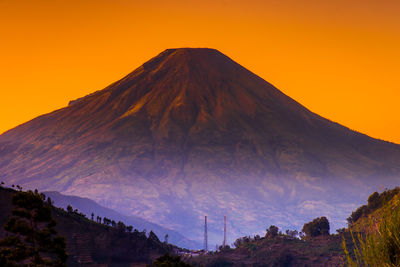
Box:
[1,48,400,246]
[43,191,200,249]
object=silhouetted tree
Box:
[302,216,330,238]
[265,225,279,239]
[164,234,169,244]
[285,229,298,239]
[148,231,160,243]
[0,190,67,266]
[67,205,73,213]
[117,221,126,233]
[47,197,53,206]
[91,212,94,221]
[103,217,111,226]
[234,237,244,248]
[127,226,133,233]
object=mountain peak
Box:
[162,47,223,54]
[140,47,236,74]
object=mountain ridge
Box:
[43,190,201,249]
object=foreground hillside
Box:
[0,186,173,266]
[2,48,400,243]
[188,235,344,267]
[347,187,400,233]
[187,188,400,267]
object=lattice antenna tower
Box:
[204,215,208,251]
[223,215,226,247]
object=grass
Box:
[343,203,400,266]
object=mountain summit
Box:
[1,48,400,245]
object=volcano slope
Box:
[1,48,400,245]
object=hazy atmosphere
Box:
[1,1,400,266]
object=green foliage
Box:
[234,236,250,248]
[343,205,400,266]
[0,190,68,266]
[302,217,330,238]
[266,225,279,239]
[152,254,192,267]
[347,188,400,225]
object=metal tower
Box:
[223,215,226,247]
[204,216,208,251]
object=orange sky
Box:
[1,0,399,143]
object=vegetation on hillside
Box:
[0,185,175,266]
[188,219,344,267]
[347,187,400,225]
[0,189,67,266]
[343,189,400,266]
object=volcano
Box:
[1,48,400,246]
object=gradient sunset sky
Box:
[1,0,399,143]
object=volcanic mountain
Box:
[1,48,400,245]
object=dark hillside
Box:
[44,191,200,249]
[0,187,173,266]
[187,235,344,267]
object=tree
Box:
[164,234,169,244]
[67,205,73,213]
[47,197,53,206]
[103,217,111,226]
[302,216,330,238]
[117,221,126,233]
[285,229,298,239]
[265,225,279,239]
[367,191,380,209]
[0,190,68,266]
[127,226,133,233]
[91,212,94,221]
[148,231,160,243]
[234,237,243,248]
